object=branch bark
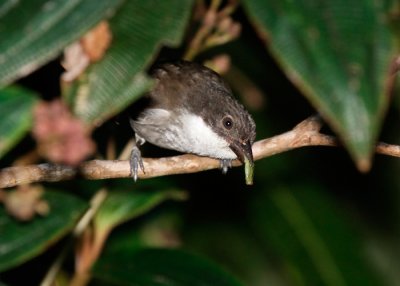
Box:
[1,116,399,188]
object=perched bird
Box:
[130,61,256,184]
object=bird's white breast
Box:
[134,109,237,160]
[179,113,237,159]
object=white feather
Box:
[178,113,236,159]
[137,108,171,124]
[134,109,237,159]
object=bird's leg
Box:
[130,134,146,181]
[129,119,146,181]
[219,159,232,174]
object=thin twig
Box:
[184,0,239,60]
[40,190,108,286]
[1,116,399,189]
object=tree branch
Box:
[1,115,399,188]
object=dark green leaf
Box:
[0,0,124,86]
[0,191,87,272]
[94,189,187,233]
[0,87,37,158]
[250,185,382,286]
[66,0,194,125]
[185,224,286,286]
[243,0,398,169]
[93,248,243,286]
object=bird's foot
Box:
[130,146,145,181]
[220,159,232,174]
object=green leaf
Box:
[0,87,37,158]
[0,191,87,272]
[94,189,187,234]
[243,0,398,170]
[0,0,124,86]
[249,185,381,286]
[66,0,194,125]
[185,224,286,286]
[93,248,243,286]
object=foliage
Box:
[1,0,400,285]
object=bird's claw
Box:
[220,159,232,174]
[130,146,145,181]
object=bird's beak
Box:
[230,140,254,185]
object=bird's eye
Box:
[222,116,233,130]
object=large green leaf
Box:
[93,248,243,286]
[249,185,381,286]
[94,189,187,235]
[0,0,124,86]
[66,0,194,126]
[184,224,286,286]
[0,191,87,272]
[243,0,397,170]
[0,87,37,158]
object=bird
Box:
[129,60,256,184]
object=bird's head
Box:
[187,64,256,182]
[206,92,256,169]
